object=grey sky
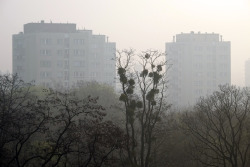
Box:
[0,0,250,86]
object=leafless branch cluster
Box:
[117,49,170,167]
[0,74,125,167]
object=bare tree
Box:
[68,119,125,167]
[0,74,49,167]
[0,74,125,167]
[182,85,250,167]
[32,89,123,167]
[117,49,170,167]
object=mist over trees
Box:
[116,49,170,167]
[182,85,250,167]
[0,74,125,167]
[1,52,250,167]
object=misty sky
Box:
[0,0,250,86]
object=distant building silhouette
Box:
[12,20,116,88]
[166,31,231,108]
[245,59,250,87]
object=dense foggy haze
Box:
[2,1,250,166]
[0,0,250,86]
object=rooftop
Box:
[24,20,77,33]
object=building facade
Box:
[13,21,116,88]
[166,31,231,107]
[245,59,250,87]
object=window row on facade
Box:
[168,45,229,52]
[39,60,114,69]
[40,38,85,45]
[39,71,114,79]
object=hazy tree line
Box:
[1,50,250,167]
[0,74,126,167]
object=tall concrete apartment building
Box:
[13,21,116,88]
[245,59,250,87]
[166,31,231,107]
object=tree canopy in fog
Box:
[117,49,170,167]
[182,85,250,167]
[0,74,125,167]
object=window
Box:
[74,49,85,56]
[91,62,99,67]
[195,46,202,51]
[195,89,203,95]
[76,80,84,85]
[194,81,203,86]
[40,38,50,45]
[74,39,84,45]
[16,66,23,71]
[57,39,63,45]
[57,61,63,68]
[79,72,84,77]
[57,71,63,78]
[64,71,69,80]
[73,61,85,67]
[64,49,69,55]
[40,61,51,67]
[219,72,228,77]
[16,55,23,60]
[194,63,203,69]
[41,82,51,88]
[74,71,78,77]
[109,47,115,51]
[91,72,97,77]
[40,72,51,78]
[74,71,84,78]
[40,49,50,56]
[64,82,68,87]
[106,72,113,76]
[64,61,69,69]
[57,50,63,56]
[223,63,228,69]
[74,62,80,67]
[92,44,97,49]
[195,72,203,77]
[93,53,98,59]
